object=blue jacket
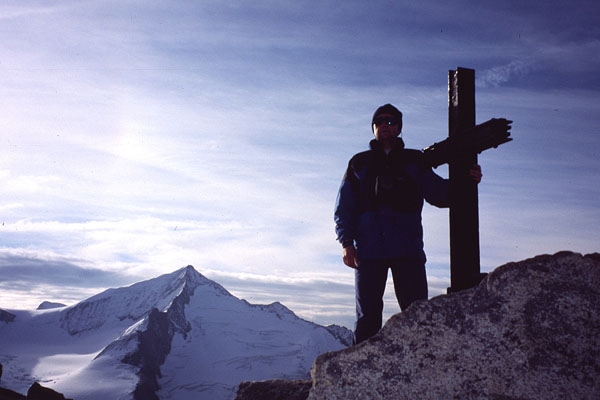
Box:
[334,138,449,261]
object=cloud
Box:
[0,250,129,287]
[478,59,536,88]
[0,249,137,310]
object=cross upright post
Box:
[421,67,512,293]
[447,67,484,293]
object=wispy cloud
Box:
[478,59,536,88]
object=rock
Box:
[0,386,26,400]
[0,381,73,400]
[26,382,73,400]
[235,379,312,400]
[309,251,600,400]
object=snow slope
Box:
[0,266,350,400]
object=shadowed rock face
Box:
[309,252,600,400]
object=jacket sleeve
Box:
[334,160,359,247]
[404,150,450,208]
[420,167,450,208]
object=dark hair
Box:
[371,104,403,132]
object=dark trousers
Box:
[354,257,428,344]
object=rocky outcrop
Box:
[324,325,353,348]
[0,386,25,400]
[235,379,312,400]
[122,308,173,400]
[26,383,72,400]
[0,382,72,400]
[120,269,198,400]
[308,251,600,399]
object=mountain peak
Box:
[60,264,228,335]
[1,265,351,400]
[174,264,233,298]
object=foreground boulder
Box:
[309,251,600,400]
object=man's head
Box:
[371,104,403,133]
[371,104,403,148]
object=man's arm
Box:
[334,161,360,268]
[416,161,482,208]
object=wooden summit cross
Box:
[423,67,513,293]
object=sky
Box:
[1,0,599,329]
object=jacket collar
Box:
[369,137,405,154]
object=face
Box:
[372,113,401,145]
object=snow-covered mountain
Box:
[0,266,351,400]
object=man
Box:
[334,104,481,344]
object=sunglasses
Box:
[373,116,398,126]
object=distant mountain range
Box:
[0,265,351,400]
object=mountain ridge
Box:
[0,265,351,400]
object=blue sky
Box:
[1,0,599,328]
